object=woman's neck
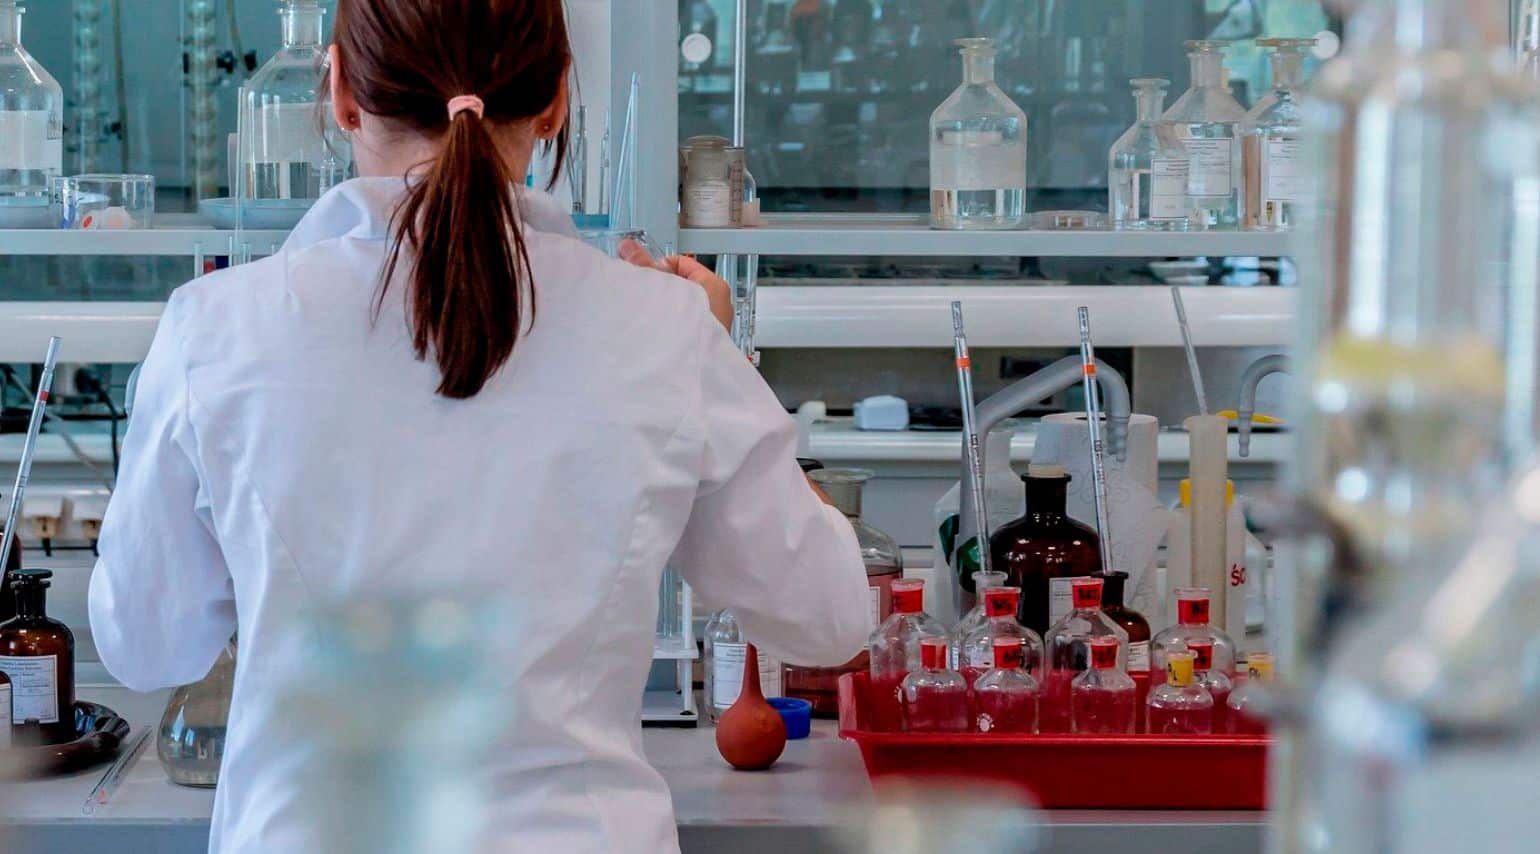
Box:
[350,115,537,181]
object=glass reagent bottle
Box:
[929,37,1027,230]
[1147,648,1214,734]
[1109,78,1191,230]
[1164,40,1246,228]
[899,637,969,733]
[1070,636,1137,734]
[973,636,1040,734]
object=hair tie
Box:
[447,95,485,121]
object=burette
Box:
[950,302,992,575]
[1076,308,1116,578]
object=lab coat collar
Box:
[283,177,579,254]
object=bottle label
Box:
[1090,640,1119,670]
[868,586,882,629]
[1127,640,1151,673]
[1166,654,1195,687]
[1263,138,1308,204]
[1247,656,1274,682]
[1150,158,1191,220]
[711,643,781,710]
[0,683,10,747]
[992,639,1026,669]
[1178,596,1210,626]
[1048,576,1090,624]
[983,588,1016,618]
[920,639,948,669]
[683,181,733,227]
[1189,640,1215,670]
[1182,138,1234,197]
[0,655,59,724]
[1070,578,1102,610]
[0,111,64,172]
[891,585,924,615]
[965,642,992,670]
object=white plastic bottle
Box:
[1159,478,1255,641]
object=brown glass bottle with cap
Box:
[1098,571,1151,676]
[0,569,76,745]
[989,464,1103,635]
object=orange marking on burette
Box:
[1083,361,1097,377]
[956,356,971,369]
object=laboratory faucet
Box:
[955,355,1130,602]
[1237,354,1291,458]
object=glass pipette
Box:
[0,336,61,576]
[1170,285,1209,415]
[1076,308,1116,578]
[951,301,992,575]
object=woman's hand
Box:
[620,239,734,332]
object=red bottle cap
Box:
[1176,589,1211,625]
[891,580,925,614]
[1071,577,1103,610]
[983,586,1019,618]
[920,637,948,669]
[992,636,1026,669]
[1089,637,1119,670]
[1188,638,1215,670]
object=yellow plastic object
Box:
[1217,409,1282,425]
[1179,478,1234,508]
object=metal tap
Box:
[1236,354,1291,458]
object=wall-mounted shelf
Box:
[0,214,288,257]
[680,214,1296,257]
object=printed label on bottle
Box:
[1166,654,1195,687]
[0,655,59,724]
[868,586,882,629]
[0,111,64,172]
[1189,639,1215,670]
[992,638,1026,669]
[1127,640,1151,673]
[1182,138,1234,197]
[965,642,992,670]
[891,585,924,615]
[1048,576,1090,624]
[0,683,10,747]
[1263,138,1308,204]
[683,181,733,227]
[1070,578,1102,610]
[711,643,781,710]
[983,589,1016,618]
[1150,158,1191,220]
[1090,640,1119,670]
[1178,596,1210,626]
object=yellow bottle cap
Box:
[1178,478,1235,509]
[1165,651,1196,687]
[1246,653,1275,682]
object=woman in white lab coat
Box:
[87,1,870,851]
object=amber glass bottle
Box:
[0,569,76,745]
[989,465,1102,635]
[1099,571,1151,674]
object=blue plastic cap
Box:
[767,697,813,740]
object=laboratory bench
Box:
[3,684,1267,854]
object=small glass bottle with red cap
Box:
[868,578,949,731]
[949,569,1008,669]
[959,586,1044,688]
[899,637,970,733]
[1069,637,1137,734]
[1226,652,1274,734]
[1041,577,1129,732]
[972,636,1041,733]
[1151,587,1237,679]
[1186,637,1233,730]
[1146,648,1214,734]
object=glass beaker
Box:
[929,38,1027,230]
[0,0,63,228]
[53,173,155,229]
[157,640,236,787]
[1109,78,1192,231]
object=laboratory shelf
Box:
[0,214,289,257]
[679,214,1296,258]
[755,284,1297,348]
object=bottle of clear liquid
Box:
[1042,577,1129,732]
[1109,78,1192,231]
[973,636,1040,734]
[703,610,783,723]
[868,578,949,732]
[1147,648,1214,734]
[929,37,1027,230]
[238,0,349,205]
[1242,38,1316,230]
[949,568,1007,670]
[1187,636,1233,731]
[1164,41,1245,229]
[1070,637,1137,734]
[0,0,62,227]
[1226,651,1273,734]
[959,585,1044,687]
[1151,587,1238,678]
[158,640,236,787]
[899,637,969,733]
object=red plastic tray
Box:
[836,672,1268,809]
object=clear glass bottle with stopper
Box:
[0,0,62,227]
[929,37,1027,230]
[1164,40,1245,229]
[949,568,1006,669]
[1109,78,1191,231]
[703,610,782,723]
[238,0,349,211]
[1242,38,1316,231]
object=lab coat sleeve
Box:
[671,312,872,668]
[89,294,237,692]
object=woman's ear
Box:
[534,75,569,140]
[329,44,359,131]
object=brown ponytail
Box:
[334,0,571,399]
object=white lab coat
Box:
[88,178,871,853]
